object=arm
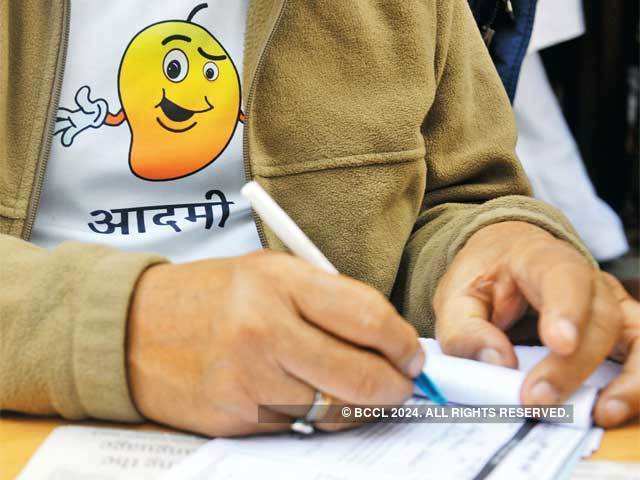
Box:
[105,110,126,126]
[0,234,165,421]
[395,0,639,428]
[393,0,592,337]
[0,234,422,434]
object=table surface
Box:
[1,415,638,479]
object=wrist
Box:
[126,263,168,419]
[469,220,551,243]
[464,221,553,254]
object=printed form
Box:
[164,342,619,480]
[164,415,592,480]
[18,343,620,480]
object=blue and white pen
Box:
[241,181,447,406]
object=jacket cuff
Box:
[445,195,596,268]
[70,247,166,422]
[400,195,594,338]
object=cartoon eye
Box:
[163,49,189,82]
[203,62,219,81]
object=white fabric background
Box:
[528,0,585,52]
[515,0,628,261]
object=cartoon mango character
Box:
[55,3,244,181]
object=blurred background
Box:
[513,0,639,298]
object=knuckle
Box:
[542,259,591,283]
[251,250,279,269]
[395,323,419,360]
[601,272,631,303]
[397,340,416,364]
[353,364,383,401]
[435,329,473,359]
[434,324,456,350]
[356,290,393,331]
[231,316,269,345]
[250,249,289,267]
[601,305,624,333]
[593,293,624,333]
[601,271,619,289]
[437,336,456,356]
[250,250,307,281]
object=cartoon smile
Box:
[155,89,214,133]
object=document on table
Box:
[164,414,593,480]
[571,461,640,480]
[17,426,206,480]
[164,342,621,480]
[418,339,621,429]
[19,343,621,480]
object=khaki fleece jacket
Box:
[0,0,592,423]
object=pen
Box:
[241,181,447,406]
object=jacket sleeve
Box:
[393,0,594,337]
[0,235,165,422]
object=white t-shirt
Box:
[528,0,585,52]
[31,1,262,263]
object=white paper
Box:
[488,423,591,480]
[418,339,622,429]
[580,428,605,458]
[22,341,620,480]
[570,460,640,480]
[166,446,401,480]
[164,341,620,480]
[165,409,592,480]
[17,426,206,480]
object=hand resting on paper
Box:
[434,221,640,428]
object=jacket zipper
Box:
[22,0,71,240]
[242,0,288,248]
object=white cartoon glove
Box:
[55,86,109,147]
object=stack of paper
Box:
[17,427,206,480]
[163,341,620,480]
[19,342,621,480]
[418,339,620,429]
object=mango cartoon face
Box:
[120,18,241,181]
[54,4,244,181]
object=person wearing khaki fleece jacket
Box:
[1,0,639,437]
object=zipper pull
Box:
[504,0,516,22]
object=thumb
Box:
[435,290,518,368]
[594,272,640,427]
[594,340,640,427]
[75,86,96,113]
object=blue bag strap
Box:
[468,0,539,103]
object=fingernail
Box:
[477,348,503,366]
[408,349,425,378]
[555,319,578,352]
[529,380,559,404]
[604,399,630,424]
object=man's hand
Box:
[127,251,423,437]
[434,221,639,427]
